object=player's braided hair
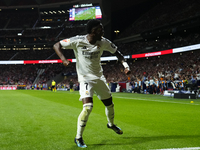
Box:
[86,19,101,34]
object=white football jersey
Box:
[60,35,117,82]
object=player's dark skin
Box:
[53,23,131,106]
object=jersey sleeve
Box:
[102,38,117,54]
[60,36,77,49]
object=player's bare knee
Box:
[101,97,113,106]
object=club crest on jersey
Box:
[62,39,70,43]
[85,91,89,95]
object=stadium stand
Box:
[116,0,200,39]
[0,0,200,94]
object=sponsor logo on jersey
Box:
[82,46,87,49]
[78,37,85,40]
[62,39,70,43]
[82,51,100,56]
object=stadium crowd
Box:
[1,49,200,94]
[1,30,200,60]
[116,32,200,56]
[0,0,200,94]
[1,28,200,93]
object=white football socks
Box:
[76,103,93,139]
[105,103,114,127]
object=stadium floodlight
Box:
[114,30,120,33]
[40,26,51,29]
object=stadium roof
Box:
[0,0,153,11]
[0,0,80,8]
[111,0,154,12]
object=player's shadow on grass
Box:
[87,135,200,147]
[121,135,200,144]
[67,135,200,149]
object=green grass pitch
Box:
[0,90,200,150]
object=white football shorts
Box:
[79,76,112,101]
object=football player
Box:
[53,19,131,148]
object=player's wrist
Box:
[122,62,130,70]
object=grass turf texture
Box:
[0,90,200,150]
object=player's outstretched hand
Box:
[124,68,131,75]
[62,59,71,66]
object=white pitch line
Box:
[151,147,200,150]
[115,96,200,105]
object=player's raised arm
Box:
[53,41,71,66]
[114,50,131,75]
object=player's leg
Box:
[75,81,94,148]
[76,98,93,139]
[101,97,123,135]
[101,97,114,126]
[70,86,72,92]
[52,86,54,91]
[94,77,123,135]
[75,97,93,148]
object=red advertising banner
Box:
[23,59,72,64]
[132,49,173,59]
[0,43,199,65]
[0,86,17,90]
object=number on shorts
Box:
[84,83,88,90]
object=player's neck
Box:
[86,34,100,45]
